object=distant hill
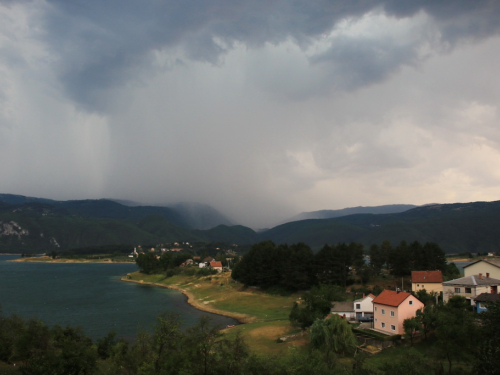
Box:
[2,194,500,254]
[286,204,417,222]
[260,201,500,253]
[0,194,249,252]
[0,194,233,230]
[0,193,57,206]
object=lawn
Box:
[124,270,304,355]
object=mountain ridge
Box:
[2,194,500,253]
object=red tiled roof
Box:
[210,261,223,268]
[372,290,412,307]
[411,270,443,283]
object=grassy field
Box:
[124,270,305,355]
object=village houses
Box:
[442,273,500,305]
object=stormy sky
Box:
[1,0,500,228]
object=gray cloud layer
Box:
[1,0,500,227]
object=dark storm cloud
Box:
[2,0,500,227]
[25,0,500,111]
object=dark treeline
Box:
[232,240,449,291]
[2,299,500,375]
[0,309,385,375]
[369,240,448,277]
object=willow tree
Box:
[310,314,357,368]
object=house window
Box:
[381,322,386,328]
[409,301,413,305]
[356,304,361,309]
[374,307,377,312]
[421,284,424,288]
[390,311,395,317]
[465,287,471,294]
[391,325,396,331]
[455,288,461,293]
[381,309,385,315]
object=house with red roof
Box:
[209,261,223,273]
[372,290,424,335]
[411,270,443,294]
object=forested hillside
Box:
[261,201,500,253]
[2,194,500,253]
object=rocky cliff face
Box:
[0,221,29,238]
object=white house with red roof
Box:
[372,290,424,335]
[209,261,223,273]
[411,270,443,294]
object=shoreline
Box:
[9,256,134,264]
[120,277,253,325]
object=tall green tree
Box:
[135,252,160,274]
[289,284,345,329]
[315,244,351,287]
[280,243,315,291]
[436,296,476,374]
[369,243,385,275]
[403,316,422,346]
[388,241,411,276]
[310,314,357,363]
[474,300,500,374]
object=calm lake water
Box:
[0,255,237,341]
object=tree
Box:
[403,316,421,346]
[414,289,438,306]
[310,314,357,362]
[231,241,281,288]
[380,349,435,375]
[135,252,159,274]
[388,241,411,277]
[280,243,315,291]
[473,300,500,374]
[158,252,173,271]
[290,284,345,329]
[416,304,438,339]
[315,244,351,287]
[183,316,225,375]
[96,331,117,360]
[436,296,476,374]
[443,262,461,280]
[369,243,385,275]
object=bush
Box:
[166,269,179,278]
[197,268,217,277]
[183,268,197,276]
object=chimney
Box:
[486,273,490,278]
[479,273,483,279]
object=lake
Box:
[0,255,238,341]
